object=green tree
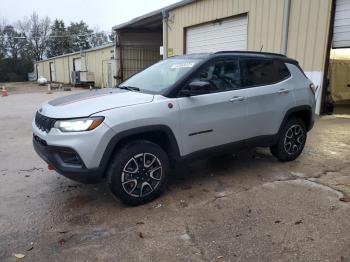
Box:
[108,31,115,43]
[67,21,93,52]
[3,25,26,61]
[90,30,108,48]
[0,24,33,82]
[46,19,70,57]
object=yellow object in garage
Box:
[329,59,350,102]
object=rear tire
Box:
[270,118,307,162]
[107,140,169,206]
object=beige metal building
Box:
[35,43,116,88]
[113,0,350,114]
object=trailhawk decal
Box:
[48,88,123,106]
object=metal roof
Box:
[112,0,195,31]
[167,51,297,63]
[35,43,114,63]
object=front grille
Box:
[35,112,56,133]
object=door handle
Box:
[229,96,245,102]
[277,89,290,94]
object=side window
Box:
[186,59,241,94]
[240,58,290,87]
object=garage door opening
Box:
[323,0,350,115]
[185,15,248,54]
[324,48,350,115]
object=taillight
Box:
[309,83,317,95]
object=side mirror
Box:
[179,81,211,96]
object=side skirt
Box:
[181,134,278,162]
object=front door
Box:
[177,58,250,156]
[50,62,56,82]
[108,63,113,87]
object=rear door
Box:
[73,58,81,71]
[107,63,113,87]
[239,58,295,138]
[177,57,250,156]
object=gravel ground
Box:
[1,82,81,95]
[0,89,349,262]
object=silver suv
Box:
[33,51,316,205]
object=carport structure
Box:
[113,16,162,82]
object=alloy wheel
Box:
[283,124,305,155]
[121,153,162,197]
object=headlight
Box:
[54,117,104,132]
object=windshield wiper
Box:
[118,86,140,92]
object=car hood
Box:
[39,88,154,118]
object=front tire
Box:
[270,118,307,162]
[107,140,169,206]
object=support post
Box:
[162,10,169,59]
[281,0,291,55]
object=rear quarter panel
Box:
[286,63,316,121]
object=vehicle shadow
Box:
[169,148,277,185]
[54,147,280,217]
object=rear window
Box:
[240,58,290,87]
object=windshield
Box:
[118,58,202,94]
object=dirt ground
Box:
[0,85,349,262]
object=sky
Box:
[0,0,180,31]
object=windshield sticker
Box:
[171,63,195,69]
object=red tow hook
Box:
[48,164,54,170]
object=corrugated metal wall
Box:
[167,0,332,72]
[168,0,285,56]
[83,47,115,87]
[35,45,115,87]
[287,0,332,72]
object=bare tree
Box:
[18,12,51,61]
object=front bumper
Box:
[33,135,103,184]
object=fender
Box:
[98,125,181,174]
[278,105,313,137]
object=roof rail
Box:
[214,51,286,57]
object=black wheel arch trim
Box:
[278,105,313,135]
[99,125,181,175]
